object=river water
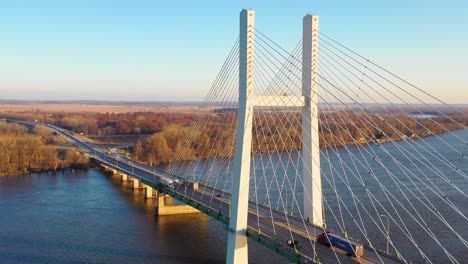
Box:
[165,128,468,263]
[0,170,285,263]
[0,129,466,263]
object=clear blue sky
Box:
[0,0,467,103]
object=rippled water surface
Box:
[166,129,468,263]
[0,170,286,263]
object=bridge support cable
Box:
[317,51,468,193]
[314,62,468,258]
[153,10,466,264]
[252,41,428,262]
[249,26,464,262]
[247,29,396,262]
[316,43,468,237]
[252,35,366,262]
[256,25,468,216]
[319,42,467,160]
[250,38,382,262]
[190,81,238,202]
[317,57,468,227]
[173,44,241,207]
[316,42,468,173]
[257,28,468,171]
[167,40,238,172]
[166,37,240,206]
[318,32,468,128]
[318,56,450,249]
[274,46,458,264]
[316,61,468,256]
[254,41,320,226]
[315,52,468,218]
[328,43,462,262]
[167,38,239,175]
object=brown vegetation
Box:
[0,121,89,176]
[134,110,466,165]
[2,104,466,167]
[1,111,199,136]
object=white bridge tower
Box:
[227,10,323,264]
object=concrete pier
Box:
[100,164,117,175]
[121,174,128,181]
[131,178,141,189]
[143,184,157,199]
[108,169,198,216]
[156,193,201,216]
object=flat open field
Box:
[0,103,214,114]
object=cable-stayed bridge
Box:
[43,9,467,264]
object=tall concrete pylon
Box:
[302,14,324,227]
[226,9,255,264]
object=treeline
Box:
[0,121,88,176]
[2,111,198,136]
[2,107,466,166]
[134,110,466,165]
[134,119,235,165]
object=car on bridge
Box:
[161,178,175,189]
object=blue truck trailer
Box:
[317,232,364,257]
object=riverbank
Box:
[0,158,101,178]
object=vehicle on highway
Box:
[161,177,175,189]
[287,239,299,248]
[317,232,364,257]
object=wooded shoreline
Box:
[0,121,91,177]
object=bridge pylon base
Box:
[156,194,201,216]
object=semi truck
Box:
[317,232,364,257]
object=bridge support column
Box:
[130,178,141,189]
[227,9,255,264]
[143,184,156,199]
[121,174,128,181]
[302,14,324,227]
[111,169,118,175]
[156,193,200,216]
